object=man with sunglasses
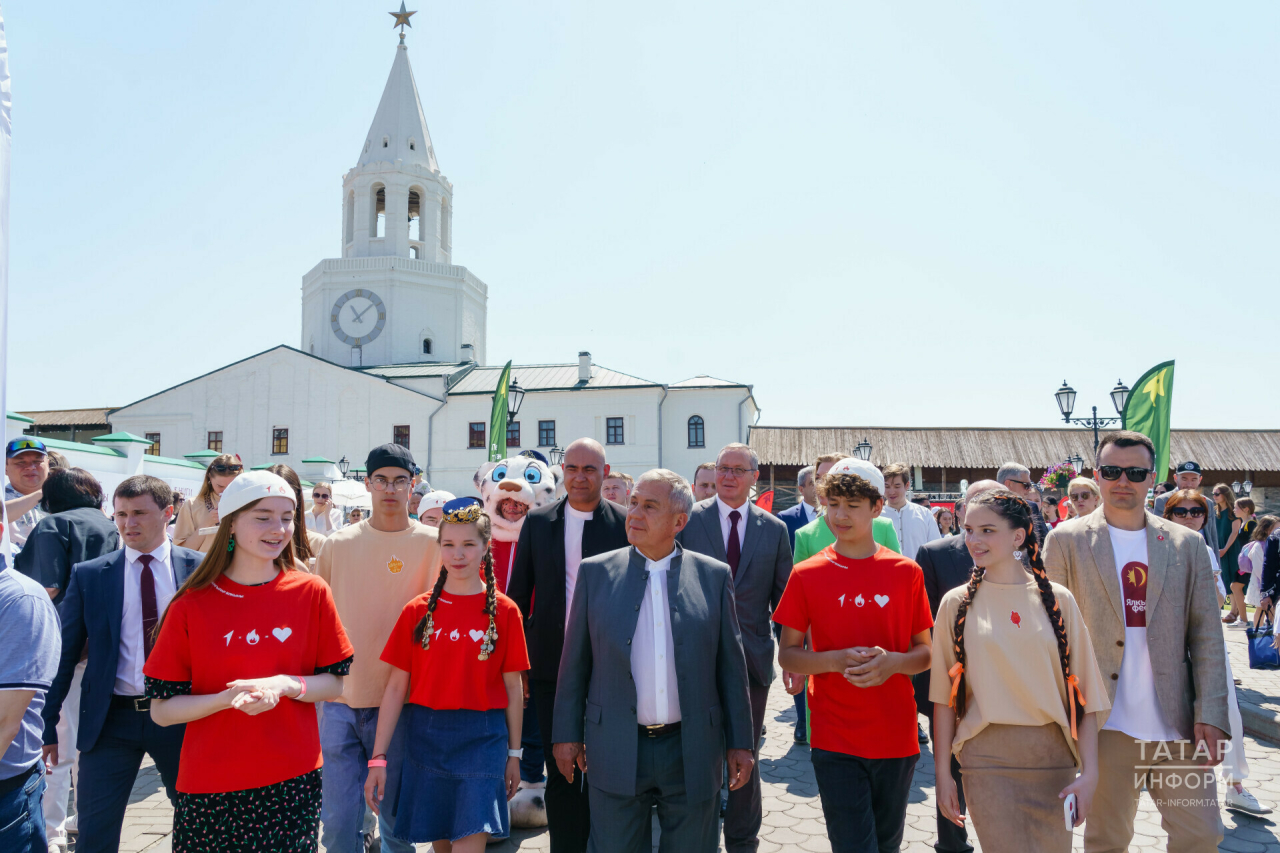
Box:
[1155,461,1219,553]
[1045,431,1229,853]
[315,444,440,853]
[995,461,1049,546]
[5,438,50,550]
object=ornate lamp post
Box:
[853,438,873,462]
[549,446,565,467]
[507,377,526,423]
[338,456,351,479]
[1055,379,1129,459]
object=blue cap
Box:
[6,438,47,459]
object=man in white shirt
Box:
[508,438,629,853]
[39,476,202,853]
[1045,431,1229,853]
[553,469,754,853]
[879,463,942,562]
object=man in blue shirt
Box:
[0,565,62,852]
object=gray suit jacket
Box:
[552,544,753,802]
[677,498,792,686]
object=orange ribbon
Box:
[1065,674,1086,740]
[948,662,964,708]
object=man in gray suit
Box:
[553,469,755,853]
[676,442,791,853]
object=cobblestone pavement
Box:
[105,653,1280,852]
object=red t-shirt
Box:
[773,545,933,759]
[381,589,529,711]
[144,570,353,794]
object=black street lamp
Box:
[549,445,565,467]
[338,456,350,478]
[507,377,526,423]
[1055,379,1129,459]
[1069,453,1086,476]
[853,438,873,462]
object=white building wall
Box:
[661,387,759,484]
[110,349,443,474]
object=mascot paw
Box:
[509,781,549,828]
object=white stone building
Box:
[110,39,759,497]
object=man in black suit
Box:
[912,480,999,853]
[40,476,202,853]
[508,438,629,853]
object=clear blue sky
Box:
[5,2,1277,428]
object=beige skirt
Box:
[958,723,1078,853]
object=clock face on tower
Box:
[330,289,387,346]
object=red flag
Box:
[755,490,775,513]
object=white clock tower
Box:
[302,33,488,368]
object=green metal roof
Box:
[93,432,155,445]
[183,449,222,459]
[301,456,335,464]
[300,480,315,488]
[251,464,273,470]
[35,436,126,458]
[147,455,207,471]
[6,411,35,424]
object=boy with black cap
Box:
[316,444,440,853]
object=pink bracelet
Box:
[368,759,388,768]
[296,676,307,700]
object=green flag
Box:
[1121,360,1175,478]
[488,360,513,462]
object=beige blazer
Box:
[1043,509,1229,740]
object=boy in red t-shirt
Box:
[774,461,933,853]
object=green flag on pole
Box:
[489,360,513,462]
[1121,360,1175,479]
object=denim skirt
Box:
[392,704,510,843]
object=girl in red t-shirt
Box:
[366,497,528,852]
[144,471,354,853]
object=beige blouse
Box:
[173,492,220,553]
[929,578,1110,764]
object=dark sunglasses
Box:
[210,464,243,475]
[1170,506,1207,519]
[1097,465,1152,483]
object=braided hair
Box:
[413,508,499,660]
[951,489,1086,735]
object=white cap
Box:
[826,458,885,496]
[417,490,456,513]
[217,471,297,518]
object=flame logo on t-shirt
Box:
[1011,611,1021,628]
[449,629,460,641]
[854,594,865,607]
[246,629,260,645]
[388,555,403,574]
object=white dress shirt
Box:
[564,504,594,636]
[802,501,819,524]
[305,507,343,536]
[880,501,942,561]
[715,495,750,554]
[632,548,681,725]
[116,540,178,696]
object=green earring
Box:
[227,535,235,554]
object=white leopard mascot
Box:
[472,449,561,827]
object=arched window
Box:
[370,185,386,239]
[408,137,417,151]
[423,338,433,355]
[687,415,705,448]
[343,191,355,245]
[440,197,451,250]
[408,189,421,242]
[382,136,389,149]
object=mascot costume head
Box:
[474,450,562,543]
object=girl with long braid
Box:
[929,490,1108,851]
[365,497,528,852]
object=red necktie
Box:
[138,554,159,660]
[727,510,742,578]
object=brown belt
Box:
[639,722,681,738]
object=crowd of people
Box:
[1,428,1276,852]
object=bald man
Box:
[508,438,631,853]
[913,479,1000,853]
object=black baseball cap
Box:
[365,443,416,477]
[1176,461,1202,475]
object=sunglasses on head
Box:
[211,464,243,475]
[1170,506,1207,519]
[1097,465,1152,483]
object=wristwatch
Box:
[508,748,523,759]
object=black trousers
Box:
[77,706,184,853]
[929,717,972,852]
[533,678,591,853]
[811,748,917,853]
[723,681,769,852]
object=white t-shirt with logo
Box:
[1103,525,1182,742]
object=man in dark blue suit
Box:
[776,465,819,551]
[40,476,201,853]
